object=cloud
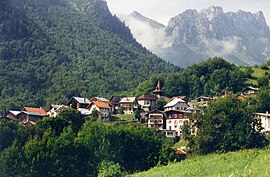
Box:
[120,14,172,52]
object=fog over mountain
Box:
[121,7,270,67]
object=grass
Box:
[241,64,270,86]
[111,114,135,121]
[130,147,270,177]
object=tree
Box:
[255,89,270,112]
[193,95,267,154]
[98,161,123,177]
[257,76,269,88]
[119,106,124,114]
[156,98,167,111]
[134,109,141,121]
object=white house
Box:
[147,110,164,129]
[254,112,270,134]
[119,97,138,114]
[87,101,110,119]
[47,105,68,117]
[137,94,157,112]
[165,110,189,137]
[164,98,189,112]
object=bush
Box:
[98,161,124,177]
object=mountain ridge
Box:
[121,6,270,67]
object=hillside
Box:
[131,147,270,177]
[122,7,270,67]
[0,0,178,111]
[241,61,270,86]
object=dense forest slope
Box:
[0,0,177,110]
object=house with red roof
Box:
[87,101,111,120]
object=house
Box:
[110,96,124,113]
[161,129,177,138]
[67,97,90,109]
[195,96,211,107]
[87,101,111,120]
[152,81,165,98]
[90,97,110,103]
[137,94,157,112]
[220,90,230,98]
[47,105,68,117]
[119,97,138,114]
[236,94,246,101]
[185,106,203,114]
[22,107,47,115]
[17,111,45,124]
[254,112,270,134]
[6,110,21,120]
[165,110,189,137]
[91,97,114,114]
[242,86,259,95]
[171,96,188,103]
[164,98,189,111]
[147,110,164,129]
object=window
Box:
[176,107,179,110]
[174,125,177,128]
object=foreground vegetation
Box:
[0,109,180,177]
[131,147,270,177]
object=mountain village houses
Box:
[2,82,270,137]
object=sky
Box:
[106,0,270,26]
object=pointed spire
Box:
[153,81,164,98]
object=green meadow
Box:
[130,147,270,177]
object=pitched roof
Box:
[149,109,163,114]
[153,80,165,93]
[94,101,110,109]
[77,108,92,115]
[22,107,47,115]
[242,86,259,92]
[8,110,21,116]
[110,96,123,104]
[137,94,157,101]
[120,97,137,103]
[90,97,110,103]
[164,98,186,108]
[73,97,91,104]
[21,111,45,116]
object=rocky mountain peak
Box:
[122,6,270,67]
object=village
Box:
[2,81,270,138]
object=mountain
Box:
[0,0,178,111]
[121,7,270,67]
[120,11,168,51]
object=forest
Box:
[0,0,178,112]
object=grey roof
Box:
[21,111,44,117]
[73,97,91,104]
[93,97,110,103]
[164,98,186,108]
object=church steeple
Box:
[152,81,164,98]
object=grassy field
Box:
[241,64,270,86]
[130,147,270,177]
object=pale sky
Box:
[106,0,270,26]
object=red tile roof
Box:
[93,101,110,109]
[22,107,47,115]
